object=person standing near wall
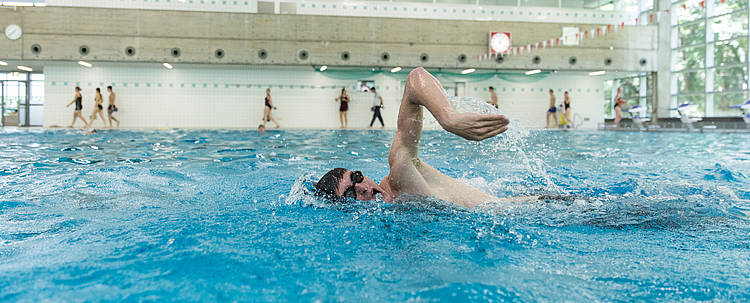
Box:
[335,88,350,129]
[369,86,385,128]
[488,86,498,109]
[88,88,107,128]
[563,91,572,128]
[107,86,120,128]
[66,87,88,128]
[263,88,281,129]
[613,87,627,125]
[545,89,557,128]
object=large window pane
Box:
[30,80,44,105]
[711,12,748,41]
[710,0,748,16]
[675,70,706,93]
[712,66,749,92]
[712,91,748,116]
[673,46,706,70]
[676,21,706,47]
[678,95,706,115]
[676,0,705,23]
[713,38,748,66]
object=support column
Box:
[654,0,674,121]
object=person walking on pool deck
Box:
[563,91,572,128]
[88,88,107,128]
[369,86,385,128]
[488,86,498,109]
[545,89,558,128]
[107,86,120,128]
[66,86,88,128]
[335,88,351,128]
[263,88,281,129]
[314,67,510,208]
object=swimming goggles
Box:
[342,170,364,199]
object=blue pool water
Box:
[1,128,749,301]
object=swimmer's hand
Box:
[443,112,509,141]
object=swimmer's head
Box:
[257,124,265,133]
[549,89,554,94]
[266,88,271,94]
[75,86,81,92]
[489,86,494,91]
[370,87,376,93]
[96,87,101,93]
[341,87,347,94]
[314,168,392,202]
[107,86,113,92]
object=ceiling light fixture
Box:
[163,62,173,69]
[525,69,542,75]
[390,67,402,73]
[17,65,32,71]
[78,61,92,68]
[461,68,476,74]
[589,70,606,76]
[319,65,327,71]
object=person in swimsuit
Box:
[613,87,627,125]
[335,88,350,129]
[545,89,557,128]
[88,88,107,128]
[66,86,89,128]
[563,91,572,128]
[314,67,511,208]
[263,88,280,129]
[369,87,385,128]
[488,86,498,109]
[106,86,120,128]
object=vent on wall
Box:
[30,44,42,54]
[639,58,648,66]
[381,52,390,61]
[604,58,612,65]
[171,48,181,58]
[298,50,309,60]
[215,49,225,59]
[496,56,504,64]
[341,51,350,61]
[532,56,541,64]
[125,46,136,56]
[568,56,577,65]
[258,49,268,59]
[458,54,467,63]
[79,45,90,56]
[420,53,429,63]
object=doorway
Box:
[0,72,43,127]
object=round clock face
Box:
[5,24,22,40]
[490,33,510,53]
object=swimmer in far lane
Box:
[314,67,510,208]
[545,89,557,128]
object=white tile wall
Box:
[43,63,603,129]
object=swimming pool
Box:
[1,128,748,301]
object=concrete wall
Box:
[0,6,657,71]
[43,63,603,129]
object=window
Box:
[671,0,748,117]
[356,80,375,92]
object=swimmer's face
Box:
[336,170,392,202]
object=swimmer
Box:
[545,89,557,128]
[106,86,120,128]
[257,124,266,133]
[66,86,89,128]
[85,128,98,135]
[613,87,627,125]
[315,67,510,208]
[88,88,107,128]
[488,86,498,109]
[263,88,281,129]
[563,91,572,128]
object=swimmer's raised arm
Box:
[393,67,509,157]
